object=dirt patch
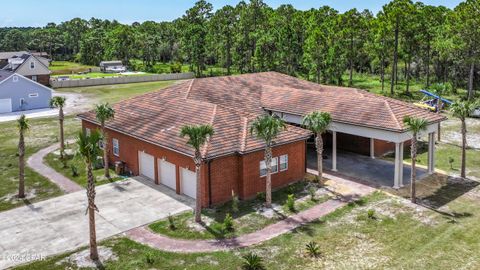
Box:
[442,117,480,149]
[1,189,37,202]
[254,203,285,219]
[186,215,215,232]
[56,246,117,268]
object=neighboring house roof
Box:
[0,70,14,83]
[2,54,51,75]
[0,71,53,92]
[100,61,123,66]
[0,51,29,60]
[78,72,446,159]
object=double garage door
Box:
[138,151,197,199]
[0,99,12,113]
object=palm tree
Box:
[403,116,428,204]
[95,103,115,179]
[50,96,67,159]
[77,130,102,261]
[17,115,29,199]
[450,100,477,178]
[180,124,214,223]
[302,111,332,185]
[250,115,286,208]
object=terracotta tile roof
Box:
[78,72,446,158]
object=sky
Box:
[0,0,463,27]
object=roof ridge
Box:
[202,104,217,158]
[239,117,249,152]
[184,79,195,99]
[384,100,402,130]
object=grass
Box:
[18,186,480,269]
[49,61,96,75]
[149,179,330,240]
[43,143,124,187]
[52,72,153,80]
[0,116,80,211]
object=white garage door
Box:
[181,168,197,199]
[0,99,12,113]
[138,151,155,180]
[158,159,176,190]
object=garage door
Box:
[158,159,176,190]
[181,168,197,199]
[0,99,12,113]
[138,151,155,180]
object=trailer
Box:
[414,90,453,112]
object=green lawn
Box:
[0,116,80,211]
[49,61,96,75]
[150,178,330,240]
[18,187,480,269]
[43,144,124,187]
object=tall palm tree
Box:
[95,103,115,179]
[403,116,428,204]
[50,96,67,159]
[302,111,332,185]
[180,124,214,223]
[77,130,102,260]
[17,115,29,199]
[450,100,477,178]
[250,115,286,208]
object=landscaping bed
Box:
[44,143,124,187]
[149,176,332,240]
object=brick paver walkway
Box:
[27,140,83,193]
[126,171,376,253]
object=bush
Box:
[448,157,454,169]
[167,214,176,230]
[241,253,265,270]
[313,175,319,183]
[232,191,240,213]
[223,213,234,232]
[305,241,320,257]
[70,164,79,177]
[308,186,317,201]
[286,194,295,212]
[145,251,155,265]
[170,62,182,73]
[256,192,266,201]
[367,209,375,219]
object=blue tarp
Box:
[420,90,453,105]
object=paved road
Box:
[0,178,193,269]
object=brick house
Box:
[78,72,445,206]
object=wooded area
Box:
[0,0,479,99]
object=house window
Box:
[112,138,119,156]
[12,75,18,82]
[260,157,278,177]
[32,75,38,82]
[279,154,288,171]
[30,61,35,69]
[85,128,91,137]
[28,93,39,98]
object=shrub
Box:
[232,190,239,213]
[167,214,176,230]
[256,192,266,201]
[305,241,320,257]
[448,157,454,169]
[286,185,295,195]
[223,213,234,232]
[312,175,319,183]
[286,194,295,212]
[241,253,265,270]
[70,164,79,177]
[308,186,317,201]
[367,209,375,219]
[170,63,182,73]
[145,251,155,265]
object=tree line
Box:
[1,0,479,99]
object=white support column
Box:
[370,138,375,159]
[393,142,401,189]
[428,132,435,174]
[332,131,337,172]
[399,142,404,187]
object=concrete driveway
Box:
[0,178,193,269]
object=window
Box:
[28,93,38,98]
[260,157,278,177]
[85,128,91,137]
[30,61,35,69]
[279,154,288,171]
[112,138,119,156]
[31,75,37,82]
[12,75,18,82]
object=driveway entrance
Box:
[307,146,428,187]
[0,178,193,269]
